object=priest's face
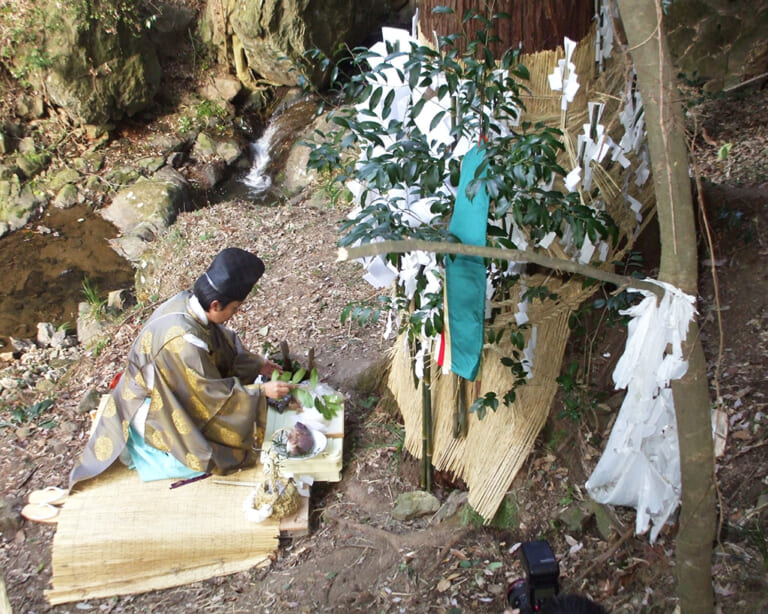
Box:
[207,300,243,324]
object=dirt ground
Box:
[1,51,768,614]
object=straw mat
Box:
[46,463,281,605]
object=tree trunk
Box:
[615,1,716,612]
[418,0,594,53]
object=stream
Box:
[0,204,135,351]
[0,97,319,352]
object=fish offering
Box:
[286,421,314,456]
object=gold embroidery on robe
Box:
[185,368,214,421]
[140,330,153,355]
[149,429,171,452]
[189,396,212,422]
[102,396,117,418]
[120,384,140,402]
[206,422,244,447]
[94,435,114,461]
[163,325,189,354]
[134,370,146,389]
[166,333,187,355]
[171,409,192,435]
[156,369,176,398]
[254,426,265,448]
[185,453,204,472]
[149,386,163,412]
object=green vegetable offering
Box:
[271,368,343,420]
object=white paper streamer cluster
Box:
[547,39,615,267]
[553,1,649,259]
[566,88,644,198]
[585,281,696,542]
[547,37,580,111]
[619,83,651,190]
[595,0,616,71]
[347,28,459,317]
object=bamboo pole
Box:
[452,376,468,438]
[421,353,433,492]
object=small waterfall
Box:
[242,122,278,195]
[240,97,319,198]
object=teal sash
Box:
[445,145,489,381]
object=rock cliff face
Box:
[662,0,768,91]
[200,0,393,89]
[0,0,399,233]
[2,0,762,237]
[4,0,397,131]
[31,0,161,125]
[6,0,766,131]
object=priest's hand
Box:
[261,380,293,399]
[259,359,283,379]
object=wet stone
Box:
[0,497,22,533]
[48,168,81,191]
[137,156,165,172]
[556,501,594,536]
[53,184,79,209]
[193,132,218,158]
[17,137,36,155]
[431,489,468,525]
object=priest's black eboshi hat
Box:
[203,248,265,301]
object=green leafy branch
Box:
[301,7,622,419]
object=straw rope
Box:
[388,25,654,522]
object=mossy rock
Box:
[16,151,50,179]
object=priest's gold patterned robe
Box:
[70,291,266,488]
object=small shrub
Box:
[82,276,106,319]
[460,494,518,529]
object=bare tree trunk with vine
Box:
[616,1,716,611]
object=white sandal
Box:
[21,503,60,524]
[28,486,68,506]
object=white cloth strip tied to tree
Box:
[585,279,696,542]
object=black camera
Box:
[506,540,560,613]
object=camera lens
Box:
[507,578,531,612]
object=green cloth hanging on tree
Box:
[445,144,489,381]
